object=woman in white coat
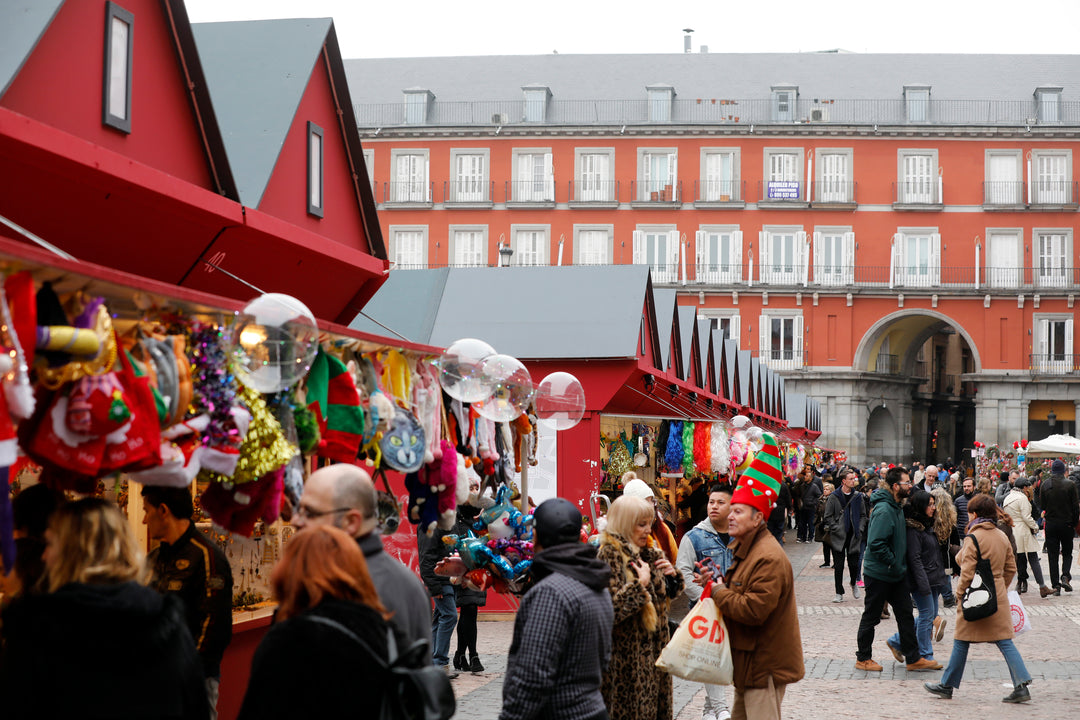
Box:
[1002,477,1050,596]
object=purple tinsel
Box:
[189,323,237,449]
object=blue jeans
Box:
[940,638,1032,689]
[889,590,938,660]
[431,584,458,666]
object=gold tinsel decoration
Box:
[201,384,296,485]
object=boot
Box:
[1040,585,1055,598]
[1018,579,1028,594]
[469,655,484,673]
[1002,684,1031,703]
[453,651,467,671]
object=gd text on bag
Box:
[656,587,733,685]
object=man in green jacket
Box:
[854,466,937,672]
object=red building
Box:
[346,51,1080,465]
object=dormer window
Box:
[771,85,797,123]
[403,89,434,125]
[1036,86,1062,123]
[103,2,134,133]
[647,85,675,123]
[307,122,323,217]
[904,85,930,123]
[522,85,551,122]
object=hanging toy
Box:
[379,409,426,474]
[681,421,695,476]
[664,420,683,472]
[710,422,730,474]
[693,421,711,474]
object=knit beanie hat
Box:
[622,478,655,501]
[730,431,782,516]
[1052,459,1067,474]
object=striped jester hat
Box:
[730,431,782,515]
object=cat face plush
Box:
[380,410,426,473]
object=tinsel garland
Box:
[189,323,238,452]
[710,422,730,474]
[664,421,683,471]
[693,421,711,474]
[201,383,295,485]
[681,421,695,475]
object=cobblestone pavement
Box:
[449,528,1080,719]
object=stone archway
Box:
[853,309,983,376]
[866,404,899,462]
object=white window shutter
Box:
[794,315,805,366]
[796,230,808,285]
[844,231,856,283]
[812,231,823,270]
[668,152,678,188]
[732,231,743,281]
[543,152,554,200]
[892,232,903,285]
[759,231,770,280]
[729,315,741,345]
[669,230,680,267]
[930,233,942,285]
[632,230,645,264]
[1038,318,1049,357]
[759,314,769,361]
[695,230,706,264]
[518,154,533,183]
[423,158,431,201]
[1067,318,1075,356]
[643,154,652,193]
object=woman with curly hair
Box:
[599,495,684,720]
[930,487,961,611]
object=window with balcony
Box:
[984,150,1022,205]
[904,86,930,123]
[759,228,807,285]
[700,149,740,202]
[575,149,615,202]
[763,148,803,202]
[771,86,797,122]
[638,149,677,201]
[700,312,741,343]
[1034,315,1073,373]
[390,150,430,203]
[986,230,1022,288]
[815,150,853,203]
[759,313,803,369]
[512,225,549,266]
[574,226,612,265]
[892,230,941,287]
[1036,87,1062,124]
[389,226,427,269]
[632,227,679,283]
[695,227,742,284]
[511,150,554,203]
[897,150,938,204]
[1031,151,1072,205]
[813,229,854,286]
[1035,230,1070,288]
[450,227,487,267]
[450,150,489,203]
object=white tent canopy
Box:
[1026,434,1080,456]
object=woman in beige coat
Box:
[925,494,1033,704]
[1002,477,1050,596]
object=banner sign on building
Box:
[768,181,800,199]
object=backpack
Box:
[305,615,455,720]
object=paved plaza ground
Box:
[449,527,1080,719]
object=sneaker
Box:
[933,616,947,642]
[856,580,865,588]
[1062,578,1073,592]
[717,711,731,720]
[832,594,844,603]
[819,562,831,568]
[924,682,953,699]
[1002,685,1031,703]
[855,659,883,671]
[851,584,861,600]
[907,658,939,671]
[886,640,904,663]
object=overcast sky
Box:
[184,0,1080,58]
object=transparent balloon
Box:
[439,338,496,403]
[229,293,318,394]
[730,414,751,429]
[535,372,586,430]
[473,354,535,422]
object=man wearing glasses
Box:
[854,466,937,672]
[293,464,432,656]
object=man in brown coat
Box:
[701,433,804,719]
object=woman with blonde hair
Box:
[930,487,961,611]
[599,495,683,720]
[0,497,208,719]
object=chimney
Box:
[682,28,693,53]
[700,45,708,54]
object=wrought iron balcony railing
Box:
[1029,354,1080,374]
[693,179,745,203]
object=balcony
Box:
[1029,180,1079,210]
[874,353,900,375]
[381,181,434,206]
[1029,354,1080,374]
[810,180,857,208]
[354,98,1080,129]
[630,181,682,208]
[444,180,494,206]
[568,180,620,208]
[893,181,943,210]
[757,180,807,207]
[692,179,745,207]
[757,349,805,371]
[505,179,555,207]
[982,181,1025,209]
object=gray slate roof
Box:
[0,0,64,98]
[349,265,650,359]
[344,53,1080,104]
[651,288,676,372]
[192,19,332,207]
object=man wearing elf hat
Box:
[699,432,803,719]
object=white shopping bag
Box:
[656,592,734,685]
[1008,589,1032,636]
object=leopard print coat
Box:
[598,533,684,720]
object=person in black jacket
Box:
[419,516,459,674]
[1039,460,1080,593]
[238,525,414,720]
[1,497,208,720]
[451,502,488,673]
[143,486,233,718]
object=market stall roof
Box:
[1026,434,1080,456]
[0,1,65,97]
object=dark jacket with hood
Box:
[451,505,488,608]
[863,488,908,583]
[499,542,614,720]
[418,524,456,597]
[1040,472,1080,527]
[357,531,432,652]
[0,581,209,720]
[905,511,948,596]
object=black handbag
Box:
[960,535,998,621]
[306,614,456,720]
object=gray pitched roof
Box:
[192,19,332,207]
[652,288,676,371]
[349,266,650,359]
[677,306,697,382]
[344,53,1080,104]
[0,0,64,98]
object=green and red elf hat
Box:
[731,431,782,515]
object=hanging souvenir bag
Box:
[98,343,163,474]
[960,535,998,621]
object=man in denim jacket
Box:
[676,483,734,720]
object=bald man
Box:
[294,464,432,653]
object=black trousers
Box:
[856,576,919,663]
[821,541,833,566]
[1044,521,1075,588]
[1015,550,1046,587]
[834,541,860,595]
[797,506,816,541]
[455,605,478,656]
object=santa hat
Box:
[730,431,782,516]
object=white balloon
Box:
[439,338,496,402]
[229,293,318,394]
[535,372,586,430]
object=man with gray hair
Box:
[293,463,432,651]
